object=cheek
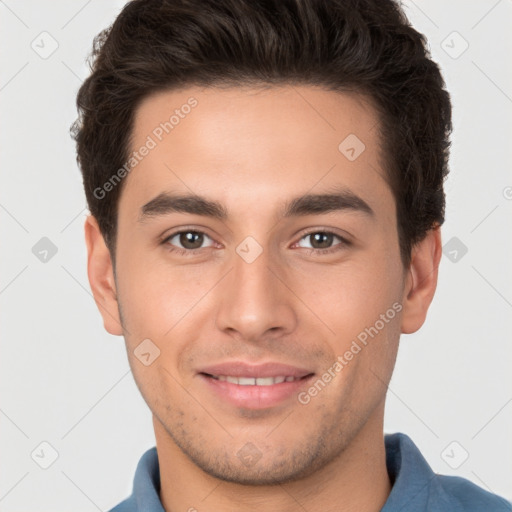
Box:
[292,252,403,341]
[115,252,213,345]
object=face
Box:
[86,85,438,485]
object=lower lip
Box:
[199,374,314,409]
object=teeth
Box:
[256,377,274,386]
[211,375,299,386]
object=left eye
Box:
[297,232,344,250]
[165,231,215,250]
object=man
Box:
[72,0,511,510]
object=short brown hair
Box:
[71,0,452,267]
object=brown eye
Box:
[179,231,204,249]
[299,232,338,249]
[296,231,348,254]
[164,231,215,251]
[309,232,334,249]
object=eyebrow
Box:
[139,187,374,222]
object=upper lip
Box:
[198,362,314,378]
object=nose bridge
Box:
[214,240,296,340]
[233,242,274,300]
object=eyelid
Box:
[160,225,216,243]
[293,227,352,246]
[172,232,214,245]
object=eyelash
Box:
[161,228,351,257]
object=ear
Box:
[400,225,442,334]
[84,215,124,336]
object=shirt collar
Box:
[130,446,164,512]
[380,432,437,512]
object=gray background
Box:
[1,0,511,510]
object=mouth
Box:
[197,362,315,409]
[201,373,312,386]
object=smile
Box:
[206,375,304,385]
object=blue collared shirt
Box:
[110,433,511,511]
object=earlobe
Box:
[400,226,442,334]
[84,215,124,336]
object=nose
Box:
[214,243,297,343]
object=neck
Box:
[154,407,391,512]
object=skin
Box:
[85,85,442,512]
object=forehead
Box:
[121,85,392,218]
